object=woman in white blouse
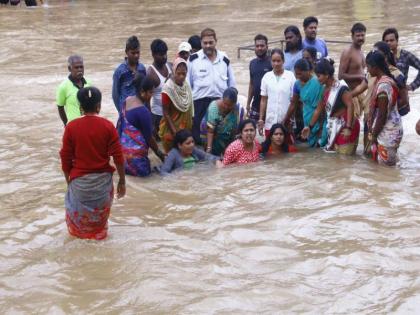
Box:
[258,48,296,139]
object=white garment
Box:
[260,70,296,130]
[187,49,236,100]
[150,63,172,116]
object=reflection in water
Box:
[0,0,419,313]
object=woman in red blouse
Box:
[220,119,261,166]
[60,87,126,240]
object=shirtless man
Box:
[338,23,367,118]
[147,39,172,140]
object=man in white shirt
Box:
[188,28,236,144]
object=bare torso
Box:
[339,45,366,90]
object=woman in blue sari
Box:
[120,74,165,176]
[284,58,327,147]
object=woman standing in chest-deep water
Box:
[220,119,261,166]
[120,74,165,177]
[159,57,194,153]
[366,51,403,166]
[284,58,326,147]
[260,123,298,157]
[59,87,126,240]
[204,87,244,156]
[302,58,360,155]
[258,48,296,139]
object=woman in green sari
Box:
[205,87,244,156]
[284,58,327,147]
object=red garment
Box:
[223,139,261,165]
[161,92,171,106]
[334,111,360,145]
[60,115,124,181]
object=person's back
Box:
[61,115,121,180]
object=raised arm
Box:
[407,51,420,91]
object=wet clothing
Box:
[303,38,328,59]
[65,173,113,240]
[60,115,123,181]
[160,147,217,175]
[249,55,272,120]
[56,76,90,123]
[60,115,123,240]
[323,80,360,154]
[112,59,147,112]
[222,139,261,165]
[293,76,326,147]
[121,102,153,177]
[204,100,244,156]
[284,50,303,72]
[395,48,420,91]
[368,76,403,166]
[260,70,296,131]
[159,78,194,153]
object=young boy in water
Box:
[60,87,126,240]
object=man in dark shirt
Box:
[383,27,420,91]
[246,34,272,120]
[112,36,147,113]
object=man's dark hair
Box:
[351,23,366,35]
[382,27,399,41]
[303,16,318,28]
[126,36,140,51]
[284,25,303,51]
[150,39,168,55]
[254,34,268,44]
[200,28,217,40]
[188,35,201,51]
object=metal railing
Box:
[237,39,352,59]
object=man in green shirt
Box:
[56,55,90,125]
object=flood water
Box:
[1,0,420,313]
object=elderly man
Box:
[56,55,90,126]
[188,28,236,144]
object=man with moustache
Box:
[302,16,328,59]
[246,34,272,120]
[283,26,303,72]
[338,23,367,118]
[147,39,172,140]
[56,55,91,126]
[188,28,236,144]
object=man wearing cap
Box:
[56,55,91,126]
[177,42,192,61]
[187,28,236,144]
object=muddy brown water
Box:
[0,0,419,313]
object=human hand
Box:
[117,180,126,199]
[257,119,264,136]
[301,126,310,139]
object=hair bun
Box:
[324,57,335,66]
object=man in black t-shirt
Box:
[246,34,272,121]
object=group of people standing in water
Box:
[57,17,420,240]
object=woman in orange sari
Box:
[159,58,194,152]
